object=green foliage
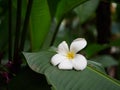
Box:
[29,0,90,51]
[74,0,100,23]
[0,0,120,89]
[31,0,88,51]
[85,38,120,58]
[12,0,27,18]
[23,51,120,90]
[93,55,118,67]
[47,0,60,17]
[87,60,106,73]
[55,0,89,22]
[30,0,51,51]
[85,44,108,58]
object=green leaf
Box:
[43,0,90,48]
[47,0,60,17]
[23,51,120,90]
[55,0,89,22]
[85,43,108,58]
[87,60,106,73]
[74,0,100,23]
[93,55,118,67]
[30,0,51,51]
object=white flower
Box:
[51,38,87,70]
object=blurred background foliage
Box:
[0,0,120,90]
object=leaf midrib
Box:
[87,66,120,87]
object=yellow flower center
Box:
[66,52,75,59]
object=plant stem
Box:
[96,0,111,44]
[8,0,12,61]
[13,0,22,62]
[96,1,111,54]
[0,52,4,64]
[50,18,63,46]
[20,0,33,51]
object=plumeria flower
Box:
[51,38,87,70]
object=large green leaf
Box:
[30,0,51,51]
[23,51,120,90]
[55,0,89,22]
[74,0,100,23]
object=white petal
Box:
[58,41,69,55]
[51,54,66,66]
[58,60,73,70]
[72,54,87,70]
[70,38,87,53]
